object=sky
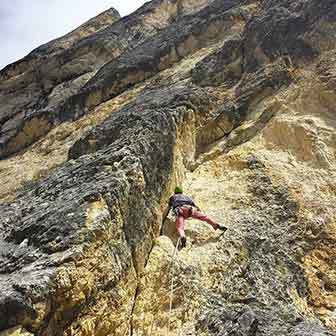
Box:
[0,0,148,70]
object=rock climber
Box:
[163,186,227,249]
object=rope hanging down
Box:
[167,237,181,336]
[164,227,242,335]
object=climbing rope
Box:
[162,227,244,335]
[167,237,181,336]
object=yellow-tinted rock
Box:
[1,1,336,335]
[0,327,33,336]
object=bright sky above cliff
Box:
[0,0,148,70]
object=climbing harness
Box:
[173,205,194,217]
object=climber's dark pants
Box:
[175,206,219,238]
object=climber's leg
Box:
[191,209,219,230]
[176,214,186,238]
[175,213,188,248]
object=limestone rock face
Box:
[0,0,214,159]
[0,0,336,335]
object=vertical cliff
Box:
[0,0,335,335]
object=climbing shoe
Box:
[179,236,187,249]
[217,224,227,232]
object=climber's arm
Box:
[162,197,173,223]
[162,206,170,223]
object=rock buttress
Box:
[0,0,336,335]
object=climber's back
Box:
[169,193,196,211]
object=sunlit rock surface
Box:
[0,0,336,335]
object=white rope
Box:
[162,227,243,335]
[167,237,181,336]
[149,315,155,336]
